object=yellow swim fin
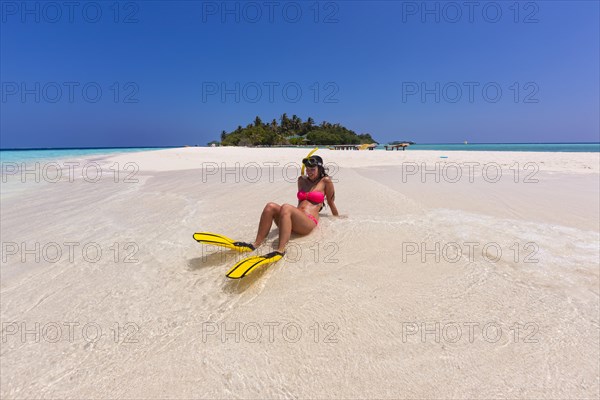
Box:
[193,232,255,252]
[226,251,285,279]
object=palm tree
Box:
[280,113,289,125]
[280,113,291,135]
[291,114,301,132]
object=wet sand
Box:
[1,147,598,398]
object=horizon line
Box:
[1,142,600,151]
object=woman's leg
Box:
[276,204,316,253]
[252,202,281,248]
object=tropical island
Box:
[211,114,377,147]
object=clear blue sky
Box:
[1,0,598,148]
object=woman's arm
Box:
[324,177,339,216]
[297,176,302,207]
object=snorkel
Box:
[301,147,319,176]
[302,152,325,182]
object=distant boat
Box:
[464,140,468,145]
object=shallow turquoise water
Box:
[398,143,600,152]
[0,147,175,163]
[265,143,600,152]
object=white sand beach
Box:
[1,147,599,398]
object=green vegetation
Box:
[215,114,377,146]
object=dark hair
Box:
[311,156,329,211]
[306,155,327,181]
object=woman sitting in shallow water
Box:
[193,155,339,278]
[249,155,339,254]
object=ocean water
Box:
[284,143,599,152]
[382,143,600,152]
[0,147,175,200]
[0,147,174,163]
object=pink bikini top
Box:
[297,191,325,204]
